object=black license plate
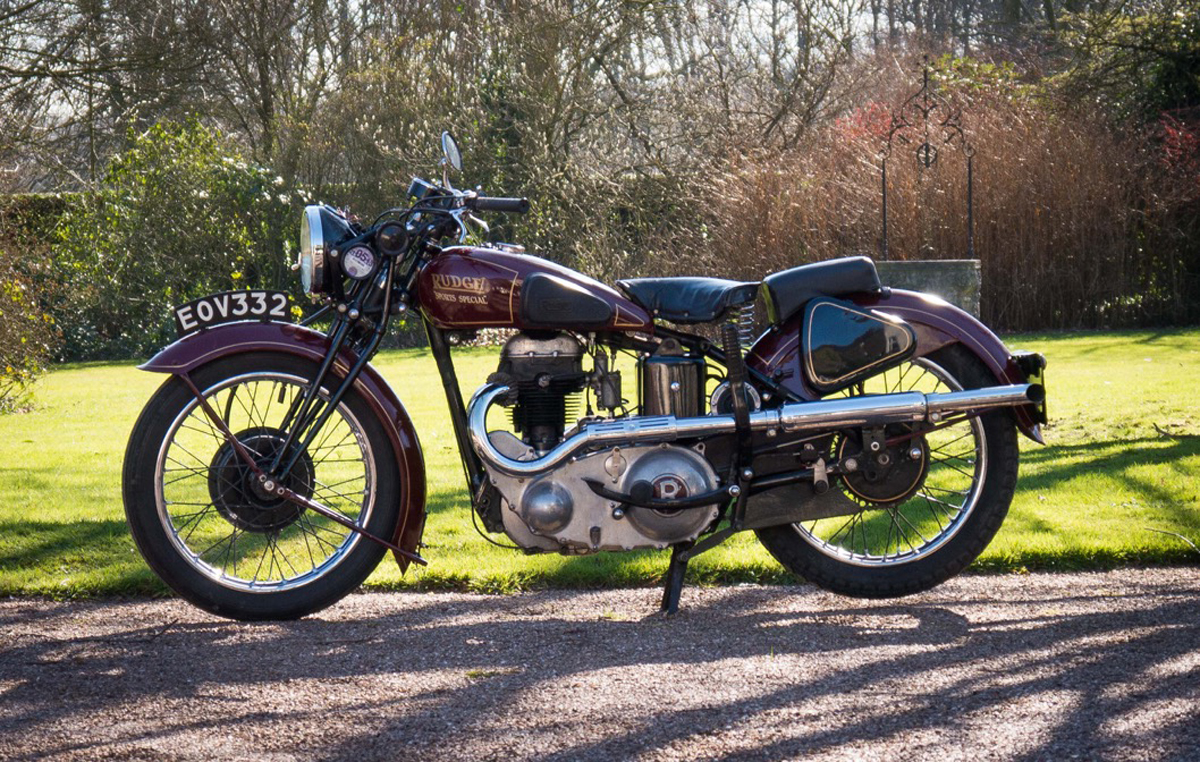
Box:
[174,290,291,336]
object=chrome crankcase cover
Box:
[619,446,718,543]
[485,432,720,553]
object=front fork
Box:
[176,371,426,564]
[174,258,430,564]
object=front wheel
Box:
[755,345,1020,598]
[123,352,400,620]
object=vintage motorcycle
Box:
[123,133,1047,621]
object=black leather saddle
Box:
[616,277,759,324]
[760,256,882,324]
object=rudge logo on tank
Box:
[431,274,487,293]
[430,273,490,304]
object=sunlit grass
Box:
[0,329,1197,597]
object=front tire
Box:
[123,352,400,620]
[755,345,1020,598]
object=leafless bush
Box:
[667,52,1199,330]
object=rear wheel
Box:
[755,345,1019,598]
[123,352,399,620]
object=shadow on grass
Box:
[0,579,1197,759]
[1019,435,1200,522]
[0,519,163,597]
[3,434,1197,598]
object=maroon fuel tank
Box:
[417,246,653,333]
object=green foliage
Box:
[0,194,73,248]
[0,244,58,412]
[50,121,302,360]
[0,194,68,411]
[1061,0,1200,121]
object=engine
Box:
[480,332,720,553]
[495,332,587,452]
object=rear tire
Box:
[123,352,400,620]
[755,345,1019,598]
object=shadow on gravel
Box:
[0,580,1198,760]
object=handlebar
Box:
[393,179,530,246]
[471,196,530,214]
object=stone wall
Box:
[875,259,982,317]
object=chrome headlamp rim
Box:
[299,205,327,294]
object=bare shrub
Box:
[672,52,1199,330]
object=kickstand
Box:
[660,542,693,615]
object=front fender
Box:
[747,289,1044,443]
[141,321,427,570]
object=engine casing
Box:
[497,332,586,452]
[486,431,720,553]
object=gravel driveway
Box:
[1,568,1198,761]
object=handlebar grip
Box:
[473,196,530,214]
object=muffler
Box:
[468,382,1042,477]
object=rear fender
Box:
[747,289,1044,443]
[140,321,427,569]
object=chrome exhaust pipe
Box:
[925,383,1045,418]
[468,382,1041,478]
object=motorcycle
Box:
[123,132,1047,621]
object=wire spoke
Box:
[169,505,215,534]
[822,510,861,548]
[923,485,971,496]
[178,421,227,444]
[894,508,932,545]
[918,491,964,515]
[889,508,919,555]
[270,533,301,577]
[157,370,373,592]
[251,534,271,583]
[928,457,977,480]
[794,357,986,567]
[298,519,319,570]
[298,514,348,552]
[921,493,948,531]
[315,474,367,493]
[929,447,977,464]
[243,383,268,429]
[927,431,973,455]
[164,456,212,480]
[312,480,368,506]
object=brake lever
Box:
[467,213,489,236]
[449,205,489,244]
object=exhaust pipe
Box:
[468,383,1041,478]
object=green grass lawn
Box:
[1,329,1198,597]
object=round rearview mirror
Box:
[441,131,462,173]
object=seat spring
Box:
[733,304,756,351]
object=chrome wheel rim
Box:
[154,371,376,592]
[792,357,988,567]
